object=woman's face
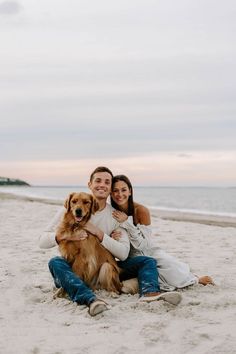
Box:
[111,180,131,207]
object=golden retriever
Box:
[57,192,122,294]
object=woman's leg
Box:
[153,248,198,290]
[198,276,215,285]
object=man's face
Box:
[88,172,112,201]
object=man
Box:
[39,166,181,316]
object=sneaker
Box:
[88,299,109,316]
[139,291,182,305]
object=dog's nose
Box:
[75,208,82,217]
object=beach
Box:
[1,193,236,354]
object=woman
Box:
[111,175,214,291]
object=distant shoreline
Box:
[1,191,235,228]
[0,191,62,205]
[151,209,236,228]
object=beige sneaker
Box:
[140,291,182,305]
[88,299,109,316]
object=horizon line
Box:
[12,184,236,189]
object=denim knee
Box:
[48,256,60,269]
[48,256,68,272]
[144,257,157,268]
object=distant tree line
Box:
[0,177,30,186]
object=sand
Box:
[0,193,236,354]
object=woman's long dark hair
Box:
[111,175,134,216]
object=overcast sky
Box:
[0,0,235,186]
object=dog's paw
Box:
[121,278,139,295]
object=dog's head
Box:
[64,192,99,225]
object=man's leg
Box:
[118,256,159,296]
[118,256,182,305]
[48,256,96,305]
[48,256,108,315]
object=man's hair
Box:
[89,166,113,182]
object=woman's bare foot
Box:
[198,276,215,285]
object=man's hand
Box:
[83,221,104,242]
[112,210,128,223]
[55,230,88,243]
[111,230,122,240]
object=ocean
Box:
[1,185,236,218]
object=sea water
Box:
[1,185,236,217]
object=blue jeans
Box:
[48,255,159,305]
[48,256,96,306]
[118,256,160,296]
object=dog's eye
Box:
[83,201,90,205]
[71,200,77,204]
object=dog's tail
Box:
[97,262,122,294]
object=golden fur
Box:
[57,192,122,294]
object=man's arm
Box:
[38,208,64,249]
[101,227,130,261]
[84,223,130,261]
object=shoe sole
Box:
[89,302,108,316]
[140,291,182,305]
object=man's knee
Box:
[48,256,65,271]
[143,256,157,268]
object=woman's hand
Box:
[111,230,122,240]
[83,221,104,241]
[112,210,128,223]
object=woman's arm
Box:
[113,205,153,254]
[121,219,153,253]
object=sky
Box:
[0,0,236,186]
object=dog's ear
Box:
[91,196,99,214]
[64,193,75,211]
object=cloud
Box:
[0,1,235,185]
[0,1,22,15]
[177,154,193,159]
